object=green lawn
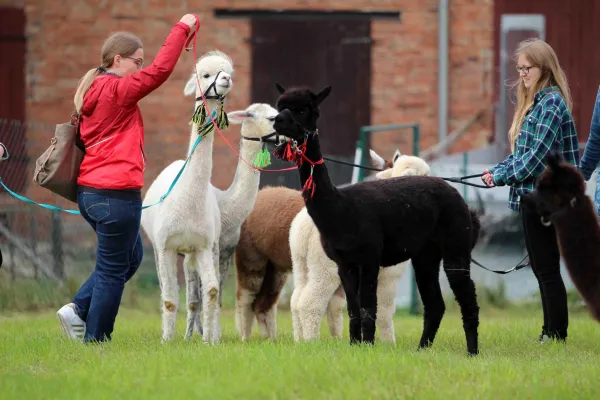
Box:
[1,307,599,399]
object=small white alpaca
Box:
[289,149,431,343]
[141,50,233,343]
[371,149,431,179]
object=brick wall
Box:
[2,0,494,208]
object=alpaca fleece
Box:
[233,186,304,340]
[522,152,600,322]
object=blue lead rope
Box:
[0,109,215,215]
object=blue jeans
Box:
[73,192,143,342]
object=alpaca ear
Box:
[227,110,253,124]
[184,75,196,96]
[393,149,402,164]
[275,82,286,94]
[545,151,564,170]
[369,149,386,169]
[315,86,332,105]
[375,169,393,179]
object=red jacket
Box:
[77,21,191,190]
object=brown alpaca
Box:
[521,152,600,322]
[234,186,303,340]
[233,152,396,341]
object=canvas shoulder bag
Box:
[33,112,85,203]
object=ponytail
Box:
[74,68,102,115]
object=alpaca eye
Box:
[203,74,210,78]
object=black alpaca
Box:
[521,152,600,322]
[271,83,480,355]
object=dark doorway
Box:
[250,17,372,189]
[0,7,27,193]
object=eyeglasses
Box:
[516,65,536,75]
[124,56,144,69]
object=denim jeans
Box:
[520,205,568,340]
[73,192,143,342]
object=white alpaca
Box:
[184,103,281,338]
[371,149,431,179]
[289,149,431,343]
[141,50,233,343]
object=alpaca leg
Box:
[445,264,479,355]
[358,263,380,344]
[194,270,203,335]
[183,256,202,340]
[256,307,277,339]
[297,279,340,340]
[236,285,257,341]
[411,252,445,349]
[153,250,162,291]
[326,284,346,339]
[254,268,289,339]
[158,249,178,342]
[297,257,341,341]
[376,264,405,344]
[197,248,220,344]
[338,264,361,343]
[218,252,233,309]
[213,243,223,339]
[234,255,265,341]
[440,234,480,356]
[290,249,309,342]
[301,243,343,340]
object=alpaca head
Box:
[370,149,431,179]
[227,103,278,140]
[183,50,234,101]
[521,151,586,221]
[272,82,332,145]
[369,149,395,171]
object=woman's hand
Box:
[482,169,495,187]
[180,14,197,31]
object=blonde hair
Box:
[508,38,572,150]
[73,32,143,115]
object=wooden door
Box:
[251,17,372,189]
[0,7,27,194]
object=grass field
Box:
[1,306,599,400]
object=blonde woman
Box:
[56,14,197,343]
[482,38,579,343]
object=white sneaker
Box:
[57,303,86,341]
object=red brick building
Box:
[0,0,598,206]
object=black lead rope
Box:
[440,173,492,189]
[471,254,530,275]
[321,156,384,172]
[245,137,524,274]
[261,146,493,187]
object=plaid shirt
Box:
[490,86,580,211]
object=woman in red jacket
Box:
[56,14,196,343]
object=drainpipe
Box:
[438,0,449,155]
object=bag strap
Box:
[71,111,85,151]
